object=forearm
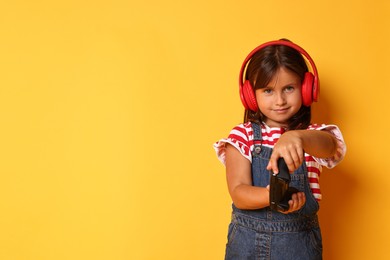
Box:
[296,129,338,158]
[225,144,270,210]
[229,184,269,210]
[267,129,339,173]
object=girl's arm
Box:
[225,143,305,211]
[267,130,338,174]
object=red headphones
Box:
[239,40,320,111]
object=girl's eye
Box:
[284,86,295,93]
[263,88,273,94]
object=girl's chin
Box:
[263,119,288,128]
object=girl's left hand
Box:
[266,131,304,174]
[280,192,306,214]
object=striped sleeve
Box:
[213,123,253,165]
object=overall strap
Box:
[251,122,263,155]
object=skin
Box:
[226,67,338,213]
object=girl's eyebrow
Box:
[283,81,300,87]
[266,82,298,88]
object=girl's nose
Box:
[275,92,286,105]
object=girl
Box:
[214,39,346,259]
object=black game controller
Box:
[269,158,300,212]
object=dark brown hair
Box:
[243,40,312,130]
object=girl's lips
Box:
[273,108,289,113]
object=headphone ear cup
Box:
[242,80,258,111]
[301,72,314,106]
[312,77,319,102]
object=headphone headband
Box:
[239,40,320,110]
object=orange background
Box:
[0,1,389,259]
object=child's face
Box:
[255,67,302,128]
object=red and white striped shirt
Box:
[214,122,346,201]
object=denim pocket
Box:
[226,222,238,244]
[225,223,257,259]
[309,227,323,254]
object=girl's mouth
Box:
[273,108,289,113]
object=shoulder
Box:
[213,122,254,164]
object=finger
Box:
[297,148,304,166]
[290,193,298,211]
[285,151,305,173]
[283,154,297,173]
[266,161,274,172]
[293,148,305,170]
[290,192,305,213]
[281,200,295,214]
[289,152,302,171]
[267,154,280,174]
[280,195,296,214]
[298,192,306,208]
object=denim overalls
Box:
[225,123,323,260]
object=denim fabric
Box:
[225,123,322,260]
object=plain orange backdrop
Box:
[0,0,389,259]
